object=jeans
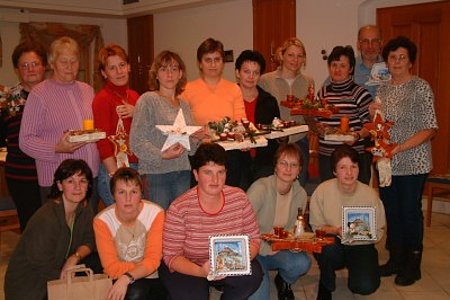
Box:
[143,170,191,210]
[248,251,311,300]
[379,174,428,249]
[314,236,380,295]
[297,137,309,187]
[98,163,138,206]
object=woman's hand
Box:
[107,275,129,300]
[191,126,211,142]
[116,102,134,119]
[59,254,80,279]
[202,260,225,281]
[368,101,382,118]
[161,142,185,160]
[55,132,87,153]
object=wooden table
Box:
[262,233,335,253]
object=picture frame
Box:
[342,206,377,242]
[209,235,251,277]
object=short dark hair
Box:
[196,38,225,63]
[327,45,356,74]
[273,143,303,167]
[331,145,359,173]
[382,36,417,64]
[235,50,266,74]
[49,159,93,200]
[110,167,143,195]
[12,40,47,69]
[190,143,227,171]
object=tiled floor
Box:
[1,212,449,300]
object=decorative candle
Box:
[340,116,349,132]
[83,119,94,131]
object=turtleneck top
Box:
[317,77,372,156]
[92,81,139,162]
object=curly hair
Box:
[382,36,417,64]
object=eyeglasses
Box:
[388,54,408,62]
[359,39,381,47]
[18,61,42,70]
[277,160,300,169]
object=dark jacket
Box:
[4,198,95,300]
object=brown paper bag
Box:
[47,265,112,300]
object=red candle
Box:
[340,116,349,132]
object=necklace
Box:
[123,222,137,239]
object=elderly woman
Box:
[182,38,246,188]
[160,143,263,300]
[5,159,98,300]
[316,46,372,184]
[234,50,280,190]
[310,145,385,299]
[259,37,313,187]
[247,143,311,300]
[93,43,139,206]
[19,36,100,212]
[94,167,167,300]
[0,41,46,231]
[131,50,203,210]
[371,36,438,286]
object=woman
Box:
[310,145,385,299]
[235,50,280,190]
[94,167,167,300]
[4,159,98,300]
[372,36,438,286]
[0,41,46,231]
[19,36,100,212]
[247,143,311,300]
[316,46,372,184]
[131,50,203,210]
[93,43,139,206]
[160,143,263,300]
[182,38,246,188]
[259,37,313,187]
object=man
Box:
[354,25,384,98]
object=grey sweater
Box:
[130,91,199,175]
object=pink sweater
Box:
[182,78,246,125]
[19,79,100,186]
[163,185,260,271]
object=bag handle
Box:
[65,264,94,285]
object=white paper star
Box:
[156,109,202,152]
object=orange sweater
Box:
[182,78,246,125]
[94,201,164,279]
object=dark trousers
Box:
[314,236,380,295]
[379,174,428,249]
[319,152,372,184]
[239,153,274,191]
[297,136,310,187]
[118,277,167,300]
[159,260,263,300]
[6,177,41,232]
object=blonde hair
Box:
[276,37,307,67]
[48,36,79,64]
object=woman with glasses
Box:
[247,143,311,300]
[370,36,438,287]
[316,45,372,184]
[0,41,46,231]
[130,50,204,210]
[93,44,139,206]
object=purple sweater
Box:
[19,79,100,186]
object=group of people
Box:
[0,22,437,300]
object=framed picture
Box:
[342,206,377,242]
[209,235,251,277]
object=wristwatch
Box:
[124,272,135,284]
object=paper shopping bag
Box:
[47,265,112,300]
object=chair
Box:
[426,174,450,227]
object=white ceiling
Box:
[0,0,233,17]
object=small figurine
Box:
[108,118,132,168]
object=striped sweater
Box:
[0,84,37,181]
[317,77,372,156]
[163,185,260,271]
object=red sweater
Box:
[92,82,138,163]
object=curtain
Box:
[19,22,104,91]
